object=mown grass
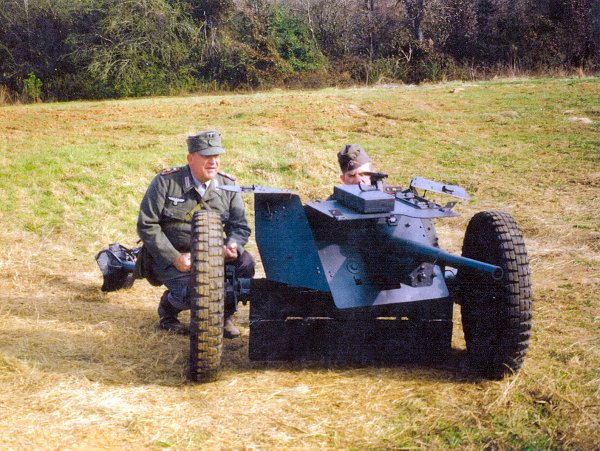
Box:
[0,77,598,449]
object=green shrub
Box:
[198,8,289,89]
[22,72,43,102]
[366,58,410,84]
[72,0,197,98]
[267,5,325,73]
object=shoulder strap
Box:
[218,171,236,181]
[184,198,213,222]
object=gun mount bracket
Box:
[407,263,436,287]
[329,209,346,220]
[409,176,471,200]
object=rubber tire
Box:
[459,210,532,379]
[188,210,224,383]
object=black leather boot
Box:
[158,291,189,335]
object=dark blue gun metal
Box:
[232,175,508,361]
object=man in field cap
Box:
[186,129,224,155]
[337,144,373,185]
[137,129,255,338]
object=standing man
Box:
[137,130,255,338]
[337,144,373,185]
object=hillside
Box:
[0,78,598,449]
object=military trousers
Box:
[163,251,256,315]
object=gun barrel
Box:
[393,237,504,280]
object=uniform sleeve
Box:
[137,175,181,266]
[223,189,251,252]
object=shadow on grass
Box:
[219,339,484,384]
[0,275,486,387]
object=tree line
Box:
[1,0,598,102]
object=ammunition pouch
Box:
[133,244,163,287]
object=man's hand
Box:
[173,253,191,272]
[224,243,238,262]
[173,245,238,271]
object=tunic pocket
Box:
[163,203,192,221]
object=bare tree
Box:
[399,0,424,43]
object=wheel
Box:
[459,210,532,379]
[188,210,224,382]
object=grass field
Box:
[0,78,598,449]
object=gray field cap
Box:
[187,130,225,155]
[337,144,371,172]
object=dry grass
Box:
[0,78,598,449]
[0,85,12,106]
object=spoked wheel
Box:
[459,210,532,379]
[188,210,224,383]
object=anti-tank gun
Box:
[194,174,531,381]
[97,174,532,382]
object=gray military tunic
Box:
[137,165,251,282]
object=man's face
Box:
[187,152,220,182]
[340,162,372,185]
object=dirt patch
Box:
[567,116,593,124]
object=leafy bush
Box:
[22,72,43,102]
[69,0,197,98]
[197,7,288,89]
[267,5,325,73]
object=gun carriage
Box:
[97,174,532,382]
